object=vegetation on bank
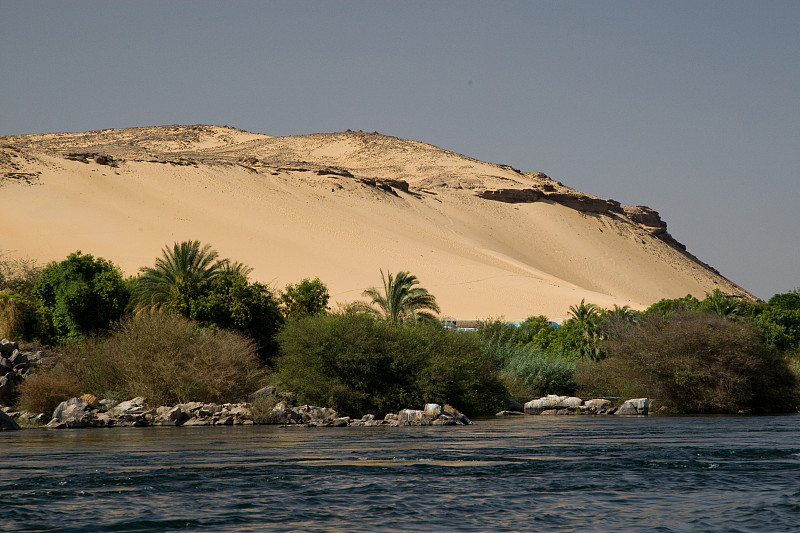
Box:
[2,245,799,417]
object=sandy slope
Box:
[1,125,750,321]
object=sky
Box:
[1,1,798,300]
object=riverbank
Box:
[2,392,653,432]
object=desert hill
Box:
[1,125,751,321]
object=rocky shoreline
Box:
[0,386,474,431]
[0,339,650,432]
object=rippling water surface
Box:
[2,415,799,532]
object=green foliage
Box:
[21,311,267,407]
[755,307,800,352]
[577,310,798,414]
[32,251,130,343]
[276,313,507,417]
[131,240,224,309]
[644,294,700,318]
[360,270,441,324]
[564,299,604,359]
[186,273,284,363]
[478,315,552,348]
[281,277,330,319]
[498,343,577,399]
[130,241,284,362]
[768,289,800,310]
[697,289,744,318]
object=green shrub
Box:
[276,313,507,417]
[281,277,330,319]
[30,311,267,406]
[186,273,284,363]
[33,251,130,344]
[577,311,798,413]
[501,343,577,398]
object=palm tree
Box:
[568,299,602,359]
[602,304,642,326]
[568,298,600,324]
[131,240,225,309]
[361,270,440,324]
[703,289,741,318]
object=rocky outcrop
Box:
[38,395,472,429]
[0,409,20,430]
[615,398,649,416]
[476,188,543,203]
[0,339,43,405]
[513,395,649,416]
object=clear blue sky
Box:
[2,1,798,300]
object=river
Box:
[2,415,799,532]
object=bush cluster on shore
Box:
[2,244,800,418]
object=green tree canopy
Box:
[186,273,284,363]
[769,289,800,310]
[281,277,330,319]
[33,251,130,343]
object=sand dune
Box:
[1,125,751,321]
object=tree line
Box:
[1,243,799,417]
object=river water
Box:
[2,415,799,532]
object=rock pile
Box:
[496,395,649,416]
[8,388,473,430]
[0,339,43,406]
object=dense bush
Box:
[576,310,798,413]
[0,254,42,340]
[16,311,266,409]
[499,343,577,399]
[15,369,82,416]
[0,292,37,340]
[185,273,284,363]
[281,277,330,319]
[277,313,507,417]
[33,251,130,343]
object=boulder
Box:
[506,399,524,413]
[0,339,19,358]
[524,395,584,414]
[48,397,93,428]
[0,410,20,430]
[397,409,425,423]
[324,417,350,427]
[80,394,100,409]
[615,398,649,416]
[108,397,147,416]
[250,386,277,400]
[0,373,23,404]
[424,403,442,419]
[585,398,612,410]
[52,397,89,422]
